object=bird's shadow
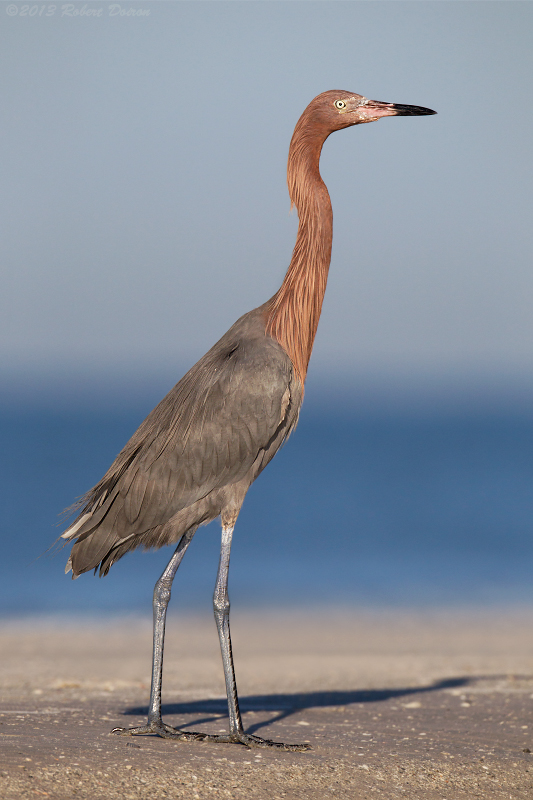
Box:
[123,676,472,735]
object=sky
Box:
[1,1,532,406]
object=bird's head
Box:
[304,90,436,134]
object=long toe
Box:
[189,731,311,751]
[112,722,181,737]
[112,723,224,742]
[232,732,311,751]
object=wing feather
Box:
[65,307,302,576]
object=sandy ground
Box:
[1,609,533,799]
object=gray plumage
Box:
[63,303,302,577]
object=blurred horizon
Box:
[4,361,533,418]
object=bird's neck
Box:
[266,125,333,386]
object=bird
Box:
[61,90,436,750]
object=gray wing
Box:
[63,313,300,575]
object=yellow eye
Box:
[335,100,346,110]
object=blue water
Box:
[2,399,533,616]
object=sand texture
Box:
[1,609,533,798]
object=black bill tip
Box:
[385,103,437,117]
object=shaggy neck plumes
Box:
[266,116,333,386]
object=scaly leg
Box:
[210,524,310,751]
[113,528,204,740]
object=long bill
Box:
[357,99,437,121]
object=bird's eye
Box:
[335,100,346,110]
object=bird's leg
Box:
[210,524,311,751]
[113,527,197,738]
[212,524,244,736]
[113,523,309,750]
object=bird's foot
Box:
[112,721,207,741]
[112,723,310,751]
[210,731,311,751]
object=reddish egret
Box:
[61,90,435,750]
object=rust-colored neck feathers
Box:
[266,112,333,386]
